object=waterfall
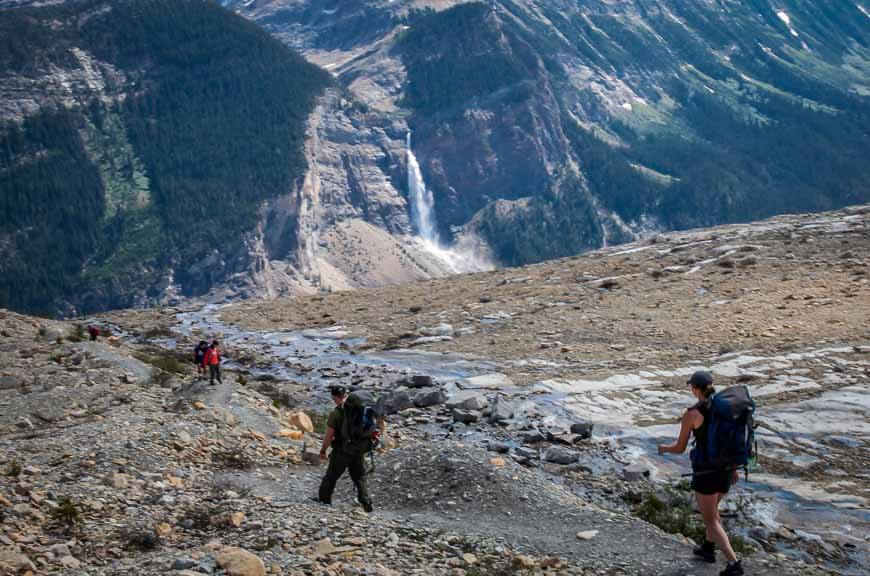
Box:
[406,132,441,245]
[405,132,493,274]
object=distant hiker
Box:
[194,341,208,379]
[314,385,378,512]
[658,371,755,576]
[87,325,100,341]
[203,340,222,385]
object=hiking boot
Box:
[720,560,744,576]
[362,502,373,513]
[310,496,330,506]
[693,540,715,563]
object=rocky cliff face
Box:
[227,0,870,265]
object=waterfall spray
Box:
[405,131,493,274]
[406,132,442,245]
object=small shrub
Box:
[633,490,704,543]
[67,324,85,342]
[55,335,64,344]
[149,368,174,388]
[134,351,187,374]
[212,445,254,470]
[310,412,330,435]
[6,459,22,477]
[237,373,247,386]
[141,326,174,339]
[51,497,82,528]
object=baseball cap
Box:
[330,385,347,397]
[686,371,713,387]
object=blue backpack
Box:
[690,385,757,477]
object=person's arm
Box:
[658,409,701,455]
[320,427,335,460]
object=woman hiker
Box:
[658,371,744,576]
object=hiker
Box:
[314,385,374,512]
[193,341,208,379]
[658,371,746,576]
[87,325,100,341]
[203,340,222,385]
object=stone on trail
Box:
[461,372,513,390]
[215,546,266,576]
[576,530,599,540]
[288,411,313,433]
[543,447,579,465]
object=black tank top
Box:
[691,400,711,458]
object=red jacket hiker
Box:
[203,346,221,366]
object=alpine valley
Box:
[1,0,869,316]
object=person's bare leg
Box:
[696,492,737,562]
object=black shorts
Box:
[691,469,733,495]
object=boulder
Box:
[215,547,266,576]
[404,375,435,388]
[543,447,579,465]
[452,409,480,424]
[487,441,511,454]
[521,429,546,444]
[288,411,314,433]
[445,391,488,411]
[376,391,414,415]
[488,396,515,423]
[622,463,650,482]
[413,388,447,408]
[569,421,594,439]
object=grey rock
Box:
[419,324,452,337]
[514,446,539,460]
[543,447,579,465]
[445,390,488,411]
[452,409,480,424]
[413,388,447,408]
[486,441,510,454]
[488,396,515,423]
[404,375,435,388]
[376,390,414,415]
[172,557,197,570]
[553,433,585,446]
[521,430,547,444]
[302,451,322,466]
[569,421,594,438]
[622,463,650,482]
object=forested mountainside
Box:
[0,0,330,315]
[2,0,869,316]
[230,0,870,265]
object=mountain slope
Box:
[227,0,870,264]
[0,0,331,315]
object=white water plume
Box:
[406,132,492,274]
